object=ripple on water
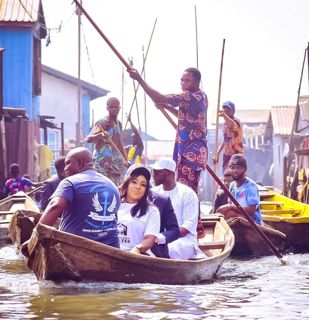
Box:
[0,243,308,319]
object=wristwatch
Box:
[135,244,143,252]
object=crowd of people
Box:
[3,66,263,260]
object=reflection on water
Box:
[0,244,308,319]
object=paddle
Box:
[97,124,128,166]
[72,0,176,130]
[205,163,287,265]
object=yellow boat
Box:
[259,186,309,251]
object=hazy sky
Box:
[41,0,309,140]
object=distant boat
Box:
[22,215,234,284]
[0,192,40,241]
[260,186,309,252]
[227,216,290,257]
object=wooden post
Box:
[61,122,65,156]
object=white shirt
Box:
[117,202,160,251]
[152,182,199,240]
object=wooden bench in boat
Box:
[260,201,284,208]
[261,209,298,215]
[199,241,226,250]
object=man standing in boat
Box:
[127,67,207,236]
[216,154,263,225]
[38,147,121,247]
[213,101,244,171]
[86,97,128,186]
[127,68,208,195]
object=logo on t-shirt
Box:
[88,192,117,222]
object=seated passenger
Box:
[118,164,160,255]
[38,147,120,247]
[217,154,263,225]
[4,163,41,197]
[148,190,180,258]
[151,158,203,260]
[213,169,233,212]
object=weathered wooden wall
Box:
[0,118,39,189]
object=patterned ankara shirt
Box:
[90,116,125,185]
[169,89,208,171]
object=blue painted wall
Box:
[0,27,38,119]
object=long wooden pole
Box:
[72,1,176,129]
[205,163,287,264]
[194,5,199,69]
[214,38,225,175]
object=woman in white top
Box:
[118,164,160,255]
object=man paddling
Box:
[38,147,120,247]
[216,154,263,225]
[127,68,208,195]
[128,67,208,236]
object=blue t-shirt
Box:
[229,177,262,225]
[52,169,120,247]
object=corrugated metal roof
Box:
[270,106,296,136]
[0,0,40,23]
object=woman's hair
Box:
[119,173,151,218]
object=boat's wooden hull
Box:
[259,186,309,251]
[0,192,40,240]
[227,217,290,257]
[8,210,41,249]
[262,220,309,252]
[24,215,234,284]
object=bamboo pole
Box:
[72,1,176,130]
[213,38,226,176]
[123,18,158,130]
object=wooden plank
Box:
[262,209,297,215]
[199,241,226,250]
[260,201,283,207]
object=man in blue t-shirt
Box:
[39,147,120,247]
[217,154,263,225]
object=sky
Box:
[41,0,309,140]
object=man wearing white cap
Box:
[151,157,202,260]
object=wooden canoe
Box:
[0,192,40,241]
[23,214,234,284]
[227,216,291,257]
[259,186,309,252]
[8,209,41,249]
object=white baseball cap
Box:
[151,157,176,172]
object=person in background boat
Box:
[216,154,263,225]
[86,97,128,185]
[151,158,204,260]
[38,147,120,247]
[124,114,144,165]
[127,67,207,237]
[148,190,180,258]
[118,164,160,255]
[3,163,40,197]
[39,156,66,211]
[213,169,233,213]
[213,101,244,171]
